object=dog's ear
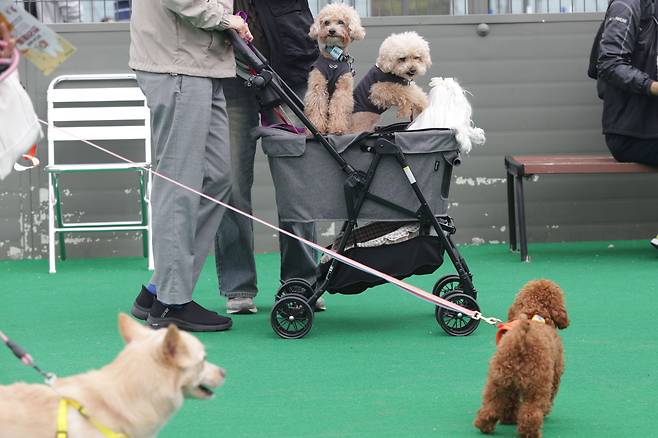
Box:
[118,313,150,343]
[348,15,366,41]
[309,19,320,39]
[551,299,570,330]
[421,49,432,69]
[162,324,187,364]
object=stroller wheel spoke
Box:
[271,294,314,339]
[275,278,314,302]
[432,275,462,298]
[435,292,480,337]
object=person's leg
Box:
[133,71,231,331]
[605,134,658,166]
[606,134,658,250]
[190,77,233,288]
[279,221,319,284]
[214,78,260,313]
[274,84,322,308]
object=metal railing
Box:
[12,0,130,23]
[310,0,608,16]
[11,0,607,24]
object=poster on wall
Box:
[0,1,76,75]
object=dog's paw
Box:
[474,414,497,434]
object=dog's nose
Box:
[408,68,417,74]
[328,29,336,35]
[219,367,226,378]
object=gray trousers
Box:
[215,78,318,298]
[137,71,232,305]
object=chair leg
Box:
[138,171,148,259]
[59,232,67,261]
[48,174,56,274]
[515,175,530,262]
[53,174,67,262]
[506,170,517,252]
[143,171,155,271]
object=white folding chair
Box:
[47,73,154,273]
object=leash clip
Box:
[472,312,503,325]
[44,372,57,386]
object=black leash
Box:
[1,330,56,384]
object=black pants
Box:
[605,134,658,166]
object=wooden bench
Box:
[505,154,658,261]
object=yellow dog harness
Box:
[56,398,128,438]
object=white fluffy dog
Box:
[351,31,431,132]
[408,77,485,154]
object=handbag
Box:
[0,45,43,180]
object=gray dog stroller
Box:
[228,31,481,339]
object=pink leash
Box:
[36,119,502,325]
[0,41,19,82]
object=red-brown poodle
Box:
[474,279,569,438]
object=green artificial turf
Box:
[1,240,657,437]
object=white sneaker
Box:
[314,296,326,312]
[651,235,658,250]
[226,297,258,314]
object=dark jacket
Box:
[597,0,658,138]
[243,0,319,88]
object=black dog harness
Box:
[353,65,411,114]
[313,53,354,97]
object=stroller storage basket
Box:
[258,128,459,222]
[320,235,444,294]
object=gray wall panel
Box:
[2,14,657,263]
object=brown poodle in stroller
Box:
[474,279,569,438]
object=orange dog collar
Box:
[495,315,545,345]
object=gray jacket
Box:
[129,0,236,78]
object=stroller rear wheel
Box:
[271,294,314,339]
[435,292,480,336]
[275,278,314,301]
[432,275,462,298]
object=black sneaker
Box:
[147,300,233,332]
[131,285,155,320]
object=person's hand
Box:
[650,81,658,96]
[227,15,253,42]
[0,22,16,60]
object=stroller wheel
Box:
[435,292,480,337]
[432,275,462,298]
[275,278,314,301]
[271,294,314,339]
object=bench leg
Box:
[515,175,530,262]
[506,170,517,252]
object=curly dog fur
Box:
[474,279,569,438]
[351,31,431,132]
[303,3,365,135]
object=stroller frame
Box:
[228,31,481,339]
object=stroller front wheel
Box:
[275,278,314,301]
[435,292,480,336]
[271,294,314,339]
[432,274,462,298]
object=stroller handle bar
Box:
[226,28,266,74]
[226,29,357,174]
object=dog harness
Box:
[57,398,128,438]
[495,314,546,345]
[313,55,353,98]
[353,65,411,114]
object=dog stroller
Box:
[228,31,481,339]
